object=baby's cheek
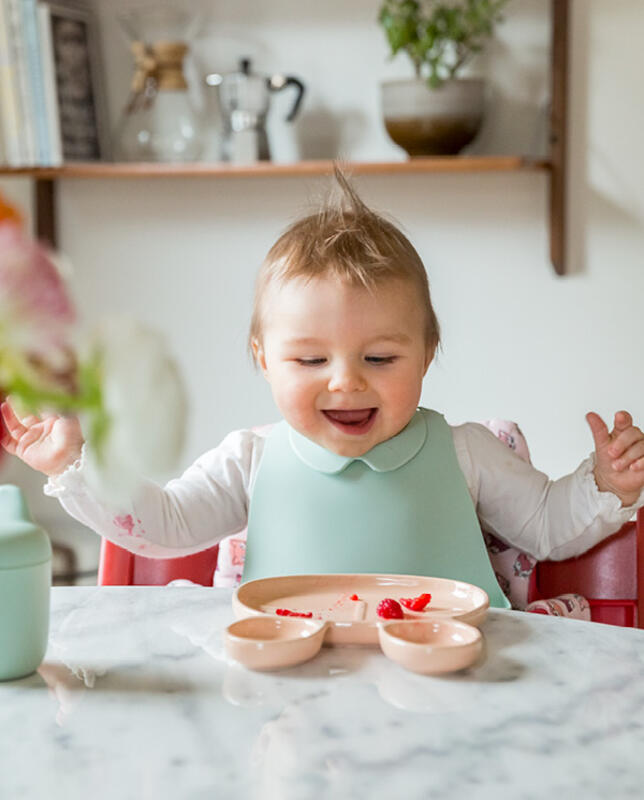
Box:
[288,402,317,431]
[386,378,421,408]
[383,384,424,428]
[274,385,315,428]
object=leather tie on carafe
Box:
[126,41,188,113]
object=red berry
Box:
[399,593,432,612]
[376,598,404,619]
[349,594,360,601]
[275,608,313,618]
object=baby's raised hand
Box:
[0,401,84,477]
[586,410,644,506]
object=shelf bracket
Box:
[34,178,57,250]
[549,0,570,275]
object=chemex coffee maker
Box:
[206,58,305,164]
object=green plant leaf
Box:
[378,0,510,82]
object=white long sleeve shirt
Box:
[44,421,644,563]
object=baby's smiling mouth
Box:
[322,408,378,434]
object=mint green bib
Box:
[243,408,509,608]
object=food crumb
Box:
[275,608,313,618]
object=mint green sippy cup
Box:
[0,485,52,681]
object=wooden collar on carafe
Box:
[130,40,189,92]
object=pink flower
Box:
[0,222,75,362]
[0,223,187,500]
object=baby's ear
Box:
[251,338,268,375]
[423,344,436,374]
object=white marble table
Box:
[2,587,644,799]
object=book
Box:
[21,0,51,165]
[37,2,62,166]
[5,0,37,165]
[0,0,22,165]
[38,0,104,162]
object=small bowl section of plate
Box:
[378,619,483,675]
[224,616,327,671]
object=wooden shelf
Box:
[0,155,549,180]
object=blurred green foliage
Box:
[378,0,509,87]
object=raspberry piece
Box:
[399,593,432,612]
[349,594,360,601]
[275,608,313,618]
[376,598,404,619]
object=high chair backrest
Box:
[528,508,644,627]
[98,538,220,586]
[482,420,644,626]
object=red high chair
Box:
[527,508,644,627]
[98,538,219,586]
[97,508,644,624]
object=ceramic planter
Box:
[381,77,485,156]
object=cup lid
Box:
[0,485,52,569]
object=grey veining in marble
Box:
[2,587,644,800]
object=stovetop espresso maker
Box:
[206,58,305,163]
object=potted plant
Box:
[378,0,509,156]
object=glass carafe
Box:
[114,6,203,162]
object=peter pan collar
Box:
[288,409,427,474]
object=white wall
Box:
[2,0,643,548]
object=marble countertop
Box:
[3,587,644,799]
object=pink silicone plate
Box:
[232,573,489,646]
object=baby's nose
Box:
[327,363,367,393]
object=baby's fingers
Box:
[608,425,643,458]
[613,410,634,433]
[613,440,644,471]
[0,401,26,440]
[0,424,17,455]
[586,412,610,449]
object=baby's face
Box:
[255,275,433,457]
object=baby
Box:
[2,171,644,607]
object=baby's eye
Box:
[365,356,398,365]
[295,358,326,366]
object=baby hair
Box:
[249,165,440,359]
